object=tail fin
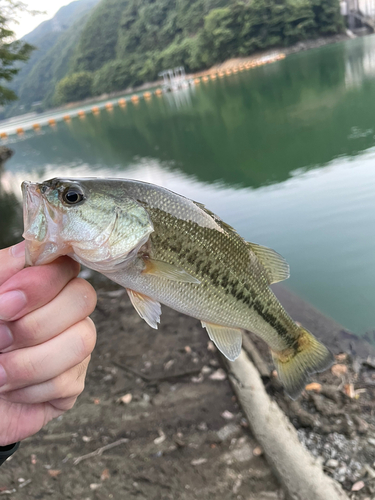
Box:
[272,327,334,400]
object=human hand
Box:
[0,242,97,446]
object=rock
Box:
[201,365,212,375]
[191,458,207,466]
[351,480,365,492]
[221,410,234,420]
[253,446,263,457]
[326,459,339,469]
[118,393,132,405]
[209,369,227,381]
[368,437,375,447]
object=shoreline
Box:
[1,33,352,125]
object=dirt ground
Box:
[2,278,375,500]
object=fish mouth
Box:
[22,181,71,266]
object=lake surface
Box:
[2,35,375,339]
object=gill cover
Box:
[22,181,71,266]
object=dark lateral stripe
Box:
[253,299,291,344]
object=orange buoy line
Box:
[1,54,288,139]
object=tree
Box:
[0,1,35,105]
[54,71,93,104]
[92,60,132,95]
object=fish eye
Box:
[62,187,85,205]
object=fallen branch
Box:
[241,332,270,379]
[224,350,349,500]
[73,438,129,465]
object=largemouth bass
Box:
[22,177,334,398]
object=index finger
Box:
[0,242,26,287]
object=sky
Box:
[11,0,71,39]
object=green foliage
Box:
[74,0,129,72]
[92,59,132,94]
[54,71,93,104]
[4,0,100,118]
[0,13,34,105]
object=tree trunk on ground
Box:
[226,350,349,500]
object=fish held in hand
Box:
[21,177,334,399]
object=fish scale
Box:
[21,177,335,399]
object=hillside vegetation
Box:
[3,0,101,118]
[4,0,344,115]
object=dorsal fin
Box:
[247,243,290,284]
[194,201,238,233]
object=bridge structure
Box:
[342,0,375,31]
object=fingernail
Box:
[10,241,25,259]
[0,291,27,321]
[0,324,12,350]
[0,365,6,387]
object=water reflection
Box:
[164,85,196,110]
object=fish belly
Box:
[104,265,289,352]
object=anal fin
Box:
[127,289,161,329]
[202,322,242,361]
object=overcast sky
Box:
[11,0,71,39]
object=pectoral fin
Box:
[142,258,200,284]
[247,242,290,284]
[202,322,242,361]
[127,289,161,329]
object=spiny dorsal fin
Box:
[194,201,238,234]
[247,243,290,284]
[202,322,242,361]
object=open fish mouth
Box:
[22,181,70,266]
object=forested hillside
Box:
[3,0,344,116]
[3,0,101,118]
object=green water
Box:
[2,36,375,338]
